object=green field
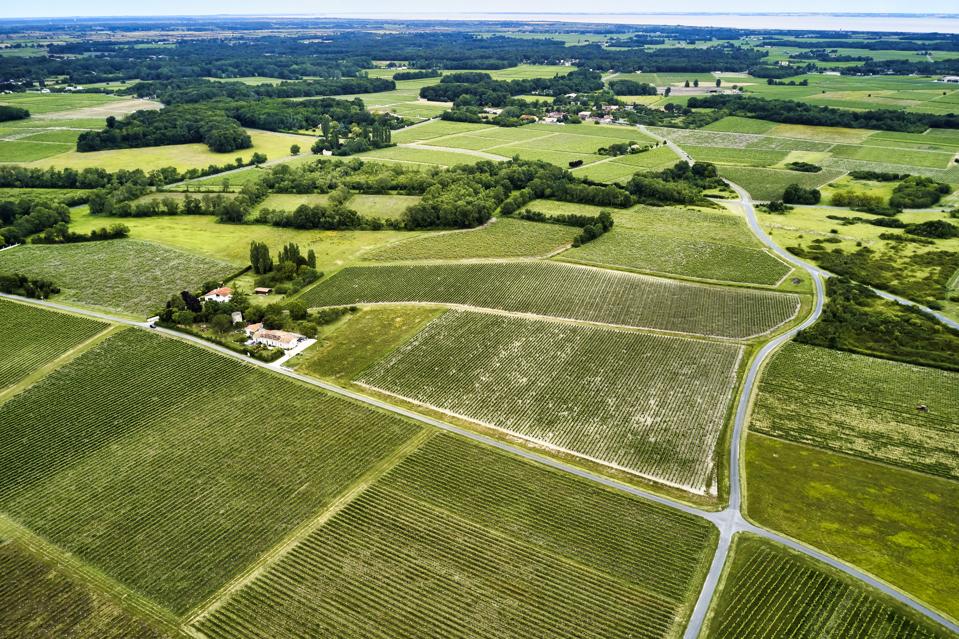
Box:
[0,329,422,614]
[0,240,237,317]
[561,205,792,286]
[364,218,578,261]
[753,342,959,480]
[256,193,420,220]
[358,311,742,494]
[719,165,844,202]
[295,305,445,381]
[0,299,108,392]
[194,433,718,639]
[746,434,959,623]
[298,262,802,339]
[703,535,953,639]
[0,539,169,639]
[0,92,132,115]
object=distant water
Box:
[328,12,959,34]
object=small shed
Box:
[253,287,272,295]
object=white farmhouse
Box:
[250,327,304,350]
[201,286,232,303]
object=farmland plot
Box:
[298,262,801,339]
[0,299,108,391]
[358,311,742,493]
[363,218,578,261]
[752,343,959,480]
[194,434,717,639]
[703,535,952,639]
[718,166,843,202]
[0,240,236,317]
[0,329,421,613]
[0,539,170,639]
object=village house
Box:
[201,286,232,303]
[941,75,959,83]
[249,326,304,350]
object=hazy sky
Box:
[3,1,959,18]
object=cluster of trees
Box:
[626,161,724,206]
[309,119,394,156]
[0,199,70,247]
[515,208,614,246]
[0,273,59,299]
[249,241,321,295]
[598,141,654,157]
[0,105,29,122]
[889,176,952,210]
[786,161,822,173]
[607,80,658,96]
[392,69,441,81]
[766,77,811,86]
[687,94,959,133]
[125,77,394,104]
[796,277,959,371]
[905,219,959,239]
[420,70,604,107]
[31,222,129,244]
[782,183,822,205]
[830,190,887,213]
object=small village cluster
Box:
[201,286,306,350]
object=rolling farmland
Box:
[193,434,718,639]
[0,240,237,316]
[752,343,959,479]
[703,535,953,639]
[298,262,801,339]
[0,329,421,613]
[363,218,578,261]
[0,539,169,639]
[0,299,108,391]
[358,311,743,493]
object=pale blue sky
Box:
[4,1,959,18]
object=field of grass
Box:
[256,193,420,220]
[703,534,953,639]
[703,116,778,135]
[0,329,422,614]
[298,261,802,339]
[0,92,128,115]
[359,311,742,493]
[745,434,959,623]
[0,539,169,639]
[67,208,417,273]
[752,342,959,480]
[719,165,844,201]
[0,299,108,392]
[0,240,237,317]
[364,218,578,261]
[358,144,490,166]
[294,305,445,381]
[194,433,718,639]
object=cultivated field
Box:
[298,261,801,339]
[358,311,743,493]
[194,433,718,639]
[0,299,108,391]
[0,539,168,639]
[752,343,959,479]
[0,240,237,316]
[364,218,578,261]
[0,329,422,613]
[703,535,953,639]
[717,165,844,201]
[255,193,420,220]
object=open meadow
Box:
[357,311,742,494]
[297,261,802,339]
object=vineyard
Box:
[0,299,108,392]
[0,539,168,639]
[298,262,801,339]
[0,240,237,316]
[704,535,953,639]
[194,434,717,639]
[363,218,578,261]
[0,329,421,614]
[358,311,743,494]
[752,343,959,479]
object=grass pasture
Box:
[0,329,422,614]
[358,311,743,493]
[0,240,237,317]
[298,262,802,339]
[0,539,168,639]
[256,193,420,220]
[718,165,844,201]
[194,433,718,639]
[364,218,578,261]
[0,299,108,393]
[703,535,953,639]
[0,91,130,115]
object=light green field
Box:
[719,166,844,202]
[0,139,74,161]
[358,145,489,166]
[702,534,953,639]
[67,207,417,271]
[365,218,579,261]
[256,193,420,220]
[0,240,237,317]
[358,311,742,494]
[703,116,778,135]
[298,261,802,339]
[0,187,88,202]
[0,92,128,115]
[0,329,422,614]
[0,299,108,392]
[194,432,718,639]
